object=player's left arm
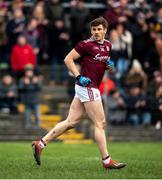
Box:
[105,43,115,71]
[106,59,115,71]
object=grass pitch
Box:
[0,142,162,179]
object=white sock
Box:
[103,156,111,164]
[39,140,45,149]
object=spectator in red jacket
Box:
[10,35,36,79]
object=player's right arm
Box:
[64,48,81,78]
[64,48,91,87]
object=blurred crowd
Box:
[0,0,162,129]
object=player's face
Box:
[91,25,107,42]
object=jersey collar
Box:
[90,36,105,44]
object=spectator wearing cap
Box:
[10,35,36,79]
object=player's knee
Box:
[96,118,106,129]
[67,119,78,129]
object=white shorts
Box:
[75,84,101,102]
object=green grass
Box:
[0,142,162,179]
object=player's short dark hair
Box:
[89,17,108,29]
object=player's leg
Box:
[84,100,108,158]
[42,97,85,143]
[84,100,126,169]
[32,97,86,165]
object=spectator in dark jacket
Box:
[147,70,162,98]
[125,86,151,126]
[6,8,26,51]
[19,66,42,128]
[0,16,7,64]
[0,75,18,113]
[107,89,126,125]
[48,18,70,85]
[153,83,162,130]
[70,0,90,45]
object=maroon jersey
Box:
[75,37,112,88]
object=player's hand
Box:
[106,60,115,71]
[76,75,92,87]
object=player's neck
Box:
[97,39,105,44]
[91,36,105,44]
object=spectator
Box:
[19,65,42,129]
[9,0,29,16]
[109,29,121,65]
[0,0,9,18]
[23,18,40,62]
[147,71,162,125]
[0,16,7,64]
[107,89,126,125]
[103,1,127,29]
[109,27,132,91]
[48,18,70,85]
[0,75,18,114]
[10,35,36,79]
[70,0,90,45]
[125,59,148,93]
[116,23,133,80]
[155,34,162,71]
[49,0,64,21]
[147,70,162,98]
[99,73,116,119]
[144,30,160,75]
[127,11,150,65]
[125,86,151,126]
[32,1,49,64]
[99,73,116,97]
[6,8,26,51]
[154,83,162,130]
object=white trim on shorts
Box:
[74,84,101,102]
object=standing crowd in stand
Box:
[0,0,162,129]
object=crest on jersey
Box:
[106,46,110,51]
[100,47,105,52]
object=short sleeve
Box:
[74,41,87,56]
